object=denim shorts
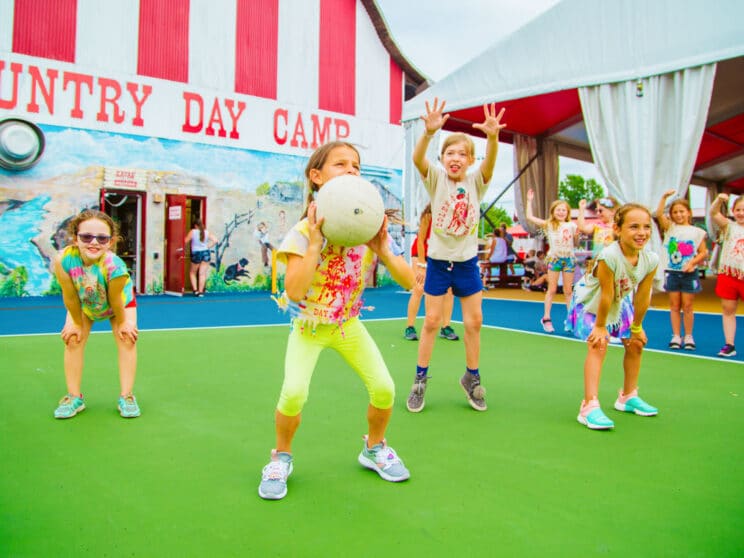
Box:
[424,256,482,297]
[190,250,211,264]
[664,270,701,294]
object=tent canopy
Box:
[402,0,744,192]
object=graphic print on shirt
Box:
[434,186,477,238]
[666,236,696,269]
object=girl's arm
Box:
[682,233,709,273]
[576,199,594,234]
[368,217,415,290]
[108,276,137,343]
[54,255,84,344]
[415,213,430,284]
[284,204,324,302]
[525,189,546,227]
[655,189,675,232]
[629,266,658,346]
[413,98,449,179]
[208,232,218,248]
[184,230,192,245]
[709,193,730,231]
[587,260,615,347]
[472,104,506,184]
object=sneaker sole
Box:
[718,351,737,357]
[258,463,293,500]
[54,403,86,419]
[613,402,658,416]
[118,405,141,418]
[357,454,410,482]
[406,400,425,413]
[577,414,614,430]
[459,381,487,411]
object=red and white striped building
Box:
[0,0,427,296]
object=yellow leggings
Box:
[277,317,395,416]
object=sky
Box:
[374,0,611,214]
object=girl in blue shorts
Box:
[257,142,415,500]
[525,189,578,333]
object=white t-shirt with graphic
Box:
[425,166,489,262]
[662,223,706,271]
[545,221,578,259]
[718,221,744,280]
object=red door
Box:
[164,194,187,295]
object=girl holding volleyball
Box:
[258,141,415,500]
[405,98,506,413]
[566,204,659,430]
[53,209,140,419]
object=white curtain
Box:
[579,64,717,286]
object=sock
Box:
[416,365,428,379]
[467,367,479,377]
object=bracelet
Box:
[630,323,643,333]
[425,132,435,138]
[416,262,427,268]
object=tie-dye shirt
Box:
[275,219,376,328]
[718,221,744,280]
[60,245,134,321]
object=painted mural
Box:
[0,125,403,297]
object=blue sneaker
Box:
[117,394,141,418]
[577,400,614,430]
[614,390,658,416]
[358,436,410,482]
[54,394,85,419]
[258,450,293,500]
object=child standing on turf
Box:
[709,193,744,358]
[655,189,708,351]
[405,98,506,413]
[53,209,140,419]
[566,204,659,430]
[258,141,415,500]
[525,189,578,333]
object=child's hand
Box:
[118,320,139,344]
[587,326,608,349]
[630,328,648,347]
[472,104,506,138]
[366,216,390,256]
[421,97,449,135]
[579,199,586,210]
[306,202,325,250]
[61,322,82,345]
[663,188,676,198]
[526,189,534,202]
[717,193,729,204]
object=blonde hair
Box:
[302,141,360,218]
[66,209,119,249]
[440,133,475,159]
[614,203,652,228]
[730,195,744,212]
[547,200,571,230]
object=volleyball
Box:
[315,175,385,246]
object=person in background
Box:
[655,189,708,351]
[185,219,217,297]
[709,193,744,358]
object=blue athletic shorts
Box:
[664,270,701,294]
[424,256,482,297]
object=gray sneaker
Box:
[460,372,487,411]
[358,436,410,482]
[439,325,459,340]
[258,450,293,500]
[406,376,428,412]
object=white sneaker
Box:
[258,449,293,500]
[358,436,410,482]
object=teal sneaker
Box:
[614,391,658,416]
[577,401,614,430]
[258,450,293,500]
[439,325,459,340]
[117,394,141,418]
[404,326,418,341]
[358,436,410,482]
[54,394,85,419]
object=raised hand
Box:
[306,202,325,250]
[421,97,449,135]
[472,104,506,138]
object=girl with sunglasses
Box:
[52,209,140,419]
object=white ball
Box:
[315,175,385,246]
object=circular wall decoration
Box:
[0,118,46,171]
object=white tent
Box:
[401,0,744,237]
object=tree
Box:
[479,204,512,236]
[558,174,605,208]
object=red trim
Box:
[389,57,402,125]
[318,0,356,115]
[12,0,77,62]
[137,0,190,83]
[235,0,279,99]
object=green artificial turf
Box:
[1,321,742,557]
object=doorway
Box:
[100,189,146,293]
[164,195,206,295]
